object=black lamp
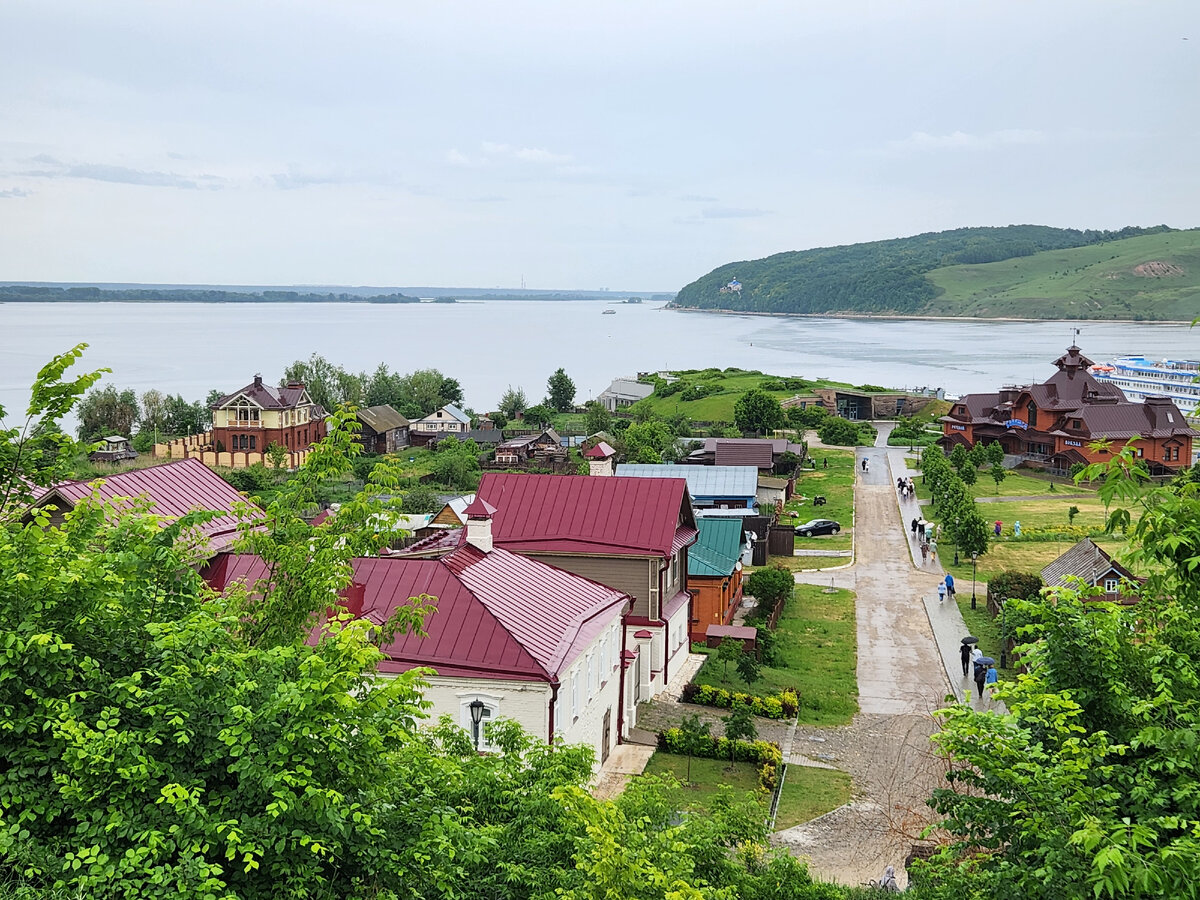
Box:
[469,699,485,749]
[970,551,978,610]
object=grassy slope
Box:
[774,766,854,831]
[693,584,858,726]
[923,229,1200,320]
[630,369,864,423]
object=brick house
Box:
[209,375,326,454]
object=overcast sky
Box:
[1,0,1197,292]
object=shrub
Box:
[657,728,784,790]
[818,417,867,446]
[987,571,1044,607]
[681,683,799,719]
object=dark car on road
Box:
[795,518,841,537]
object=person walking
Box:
[960,642,972,676]
[944,573,955,600]
[971,645,983,673]
[937,580,947,603]
[877,866,900,893]
[985,663,999,700]
[911,517,919,538]
[921,542,930,564]
[861,458,867,472]
[974,661,988,699]
[929,537,938,560]
[822,457,828,468]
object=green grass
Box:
[694,584,858,726]
[914,470,1088,501]
[750,555,850,573]
[642,752,767,810]
[923,228,1200,320]
[785,450,855,551]
[774,766,854,831]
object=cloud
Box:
[680,194,718,202]
[480,141,572,165]
[269,170,391,190]
[0,188,30,198]
[446,148,484,167]
[701,206,770,219]
[17,156,223,190]
[884,129,1045,153]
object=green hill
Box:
[673,225,1200,320]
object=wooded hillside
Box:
[673,225,1200,320]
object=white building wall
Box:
[417,675,552,748]
[664,598,692,677]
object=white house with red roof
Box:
[29,458,260,556]
[206,508,633,766]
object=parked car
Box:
[795,518,841,537]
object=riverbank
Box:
[665,306,1194,325]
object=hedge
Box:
[657,729,783,791]
[997,524,1110,542]
[681,683,800,720]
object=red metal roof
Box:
[38,458,259,553]
[475,472,693,557]
[461,496,497,518]
[209,545,630,683]
[583,441,616,459]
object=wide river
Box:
[1,301,1198,422]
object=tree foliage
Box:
[733,389,785,434]
[583,400,611,435]
[546,368,576,412]
[498,385,528,419]
[744,566,794,621]
[76,384,139,441]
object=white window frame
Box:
[571,671,581,720]
[1104,577,1120,593]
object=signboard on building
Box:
[1003,419,1028,430]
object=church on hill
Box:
[939,345,1197,476]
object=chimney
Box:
[461,496,498,553]
[253,373,263,387]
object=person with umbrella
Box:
[974,656,996,699]
[960,637,977,676]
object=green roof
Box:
[688,517,745,578]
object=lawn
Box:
[751,556,850,573]
[913,469,1090,501]
[785,450,855,551]
[642,753,767,810]
[773,766,854,831]
[693,584,858,726]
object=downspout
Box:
[617,601,630,742]
[548,681,559,745]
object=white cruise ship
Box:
[1089,356,1200,415]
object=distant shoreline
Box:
[665,305,1194,325]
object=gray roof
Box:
[1041,538,1136,589]
[599,378,654,402]
[356,404,409,432]
[617,464,758,500]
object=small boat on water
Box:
[1090,356,1200,414]
[602,309,616,315]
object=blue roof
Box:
[688,517,745,577]
[440,404,471,424]
[617,464,758,500]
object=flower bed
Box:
[998,524,1109,542]
[656,728,783,791]
[680,683,800,719]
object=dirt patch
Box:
[1133,261,1184,278]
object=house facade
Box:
[687,517,746,643]
[683,438,806,475]
[206,529,632,767]
[355,405,409,454]
[940,345,1198,475]
[597,377,654,412]
[209,375,326,454]
[411,404,471,435]
[617,464,759,510]
[495,429,566,467]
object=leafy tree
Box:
[439,375,464,407]
[736,651,762,692]
[754,625,779,666]
[677,714,711,784]
[744,566,794,621]
[76,384,139,441]
[990,462,1007,493]
[984,440,1005,466]
[430,436,482,490]
[138,388,168,434]
[960,464,977,487]
[399,483,443,514]
[621,420,676,464]
[717,637,743,684]
[163,393,208,435]
[498,385,528,419]
[786,404,828,430]
[723,705,757,763]
[733,389,785,434]
[949,443,969,474]
[283,352,365,412]
[1068,504,1080,525]
[967,441,987,470]
[583,400,611,435]
[547,368,576,412]
[265,441,289,477]
[522,402,555,429]
[945,499,990,558]
[817,417,866,446]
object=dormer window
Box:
[1027,401,1037,429]
[1071,419,1082,430]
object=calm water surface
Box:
[1,301,1198,421]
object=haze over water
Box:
[2,301,1198,422]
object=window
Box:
[587,653,595,696]
[249,436,256,451]
[571,672,581,720]
[1104,578,1120,594]
[460,697,499,750]
[1027,402,1037,428]
[670,554,679,589]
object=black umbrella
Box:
[976,656,996,666]
[961,636,979,645]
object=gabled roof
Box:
[688,517,745,578]
[441,493,476,524]
[356,405,409,432]
[583,441,616,459]
[475,472,696,557]
[464,429,503,444]
[600,378,653,402]
[713,439,775,468]
[618,464,758,500]
[498,429,562,451]
[208,545,630,682]
[416,404,471,425]
[210,377,313,411]
[1041,538,1138,590]
[33,458,258,553]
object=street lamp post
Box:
[469,699,486,750]
[970,551,978,610]
[954,516,960,566]
[999,601,1008,668]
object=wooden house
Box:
[411,404,471,435]
[1041,537,1141,604]
[88,436,138,463]
[687,517,747,643]
[355,405,410,454]
[495,429,565,466]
